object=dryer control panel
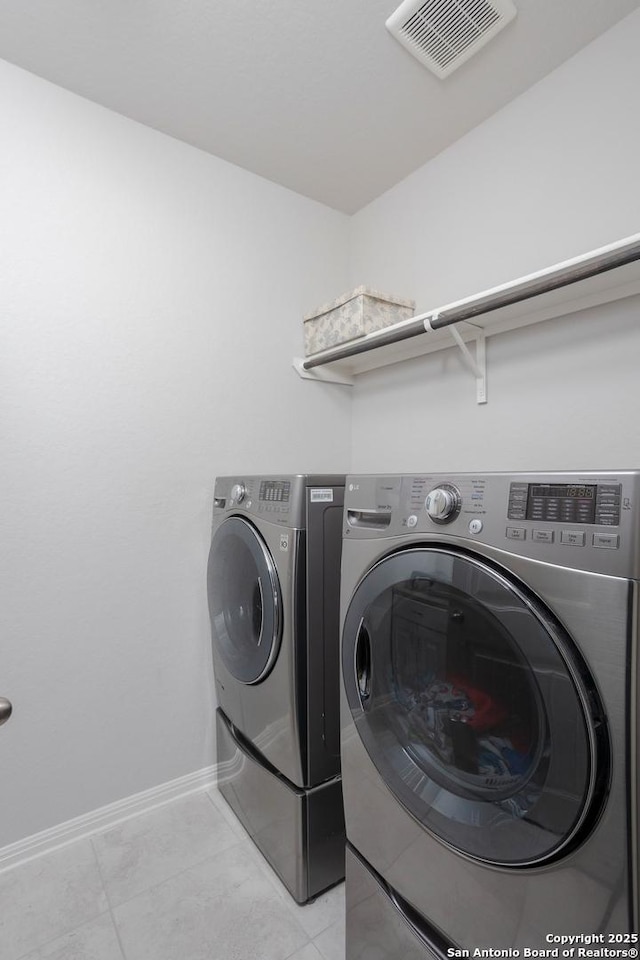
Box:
[344,470,640,579]
[212,474,345,530]
[212,475,293,526]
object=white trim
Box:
[0,764,218,874]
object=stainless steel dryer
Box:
[208,474,345,903]
[340,471,640,957]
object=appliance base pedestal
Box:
[216,709,345,904]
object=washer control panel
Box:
[343,471,640,578]
[507,482,620,526]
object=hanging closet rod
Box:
[301,233,640,371]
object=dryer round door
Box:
[342,546,610,867]
[208,516,282,685]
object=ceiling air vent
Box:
[386,0,517,79]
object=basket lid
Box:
[304,286,415,321]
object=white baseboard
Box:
[0,764,219,874]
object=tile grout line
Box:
[10,908,117,960]
[280,943,312,960]
[4,786,244,950]
[5,796,341,960]
[4,836,121,960]
[88,832,246,915]
[89,836,129,960]
[281,936,321,960]
[311,916,346,960]
[97,852,316,959]
[82,790,256,921]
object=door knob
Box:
[0,698,13,726]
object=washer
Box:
[207,474,345,903]
[340,471,640,957]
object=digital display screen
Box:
[525,483,597,524]
[530,484,596,500]
[259,480,291,503]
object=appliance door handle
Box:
[347,509,391,529]
[0,698,12,727]
[355,622,372,704]
[255,577,264,646]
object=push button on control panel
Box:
[506,527,526,541]
[560,531,586,547]
[507,483,527,520]
[592,533,620,549]
[595,484,621,526]
[532,530,554,543]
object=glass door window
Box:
[342,547,609,866]
[208,517,281,684]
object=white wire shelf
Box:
[293,233,640,401]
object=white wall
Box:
[348,8,640,473]
[0,60,351,848]
[2,5,640,852]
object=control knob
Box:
[425,484,461,524]
[231,482,246,504]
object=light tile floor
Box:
[0,788,346,960]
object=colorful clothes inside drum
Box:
[402,676,530,786]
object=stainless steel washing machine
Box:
[207,474,345,903]
[340,471,640,956]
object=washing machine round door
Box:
[208,517,282,684]
[342,546,610,867]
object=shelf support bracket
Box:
[426,317,487,404]
[292,356,354,386]
[449,325,486,404]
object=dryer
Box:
[208,474,345,903]
[340,471,640,957]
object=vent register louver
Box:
[386,0,517,78]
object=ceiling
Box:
[1,0,638,213]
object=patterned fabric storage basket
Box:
[303,287,415,356]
